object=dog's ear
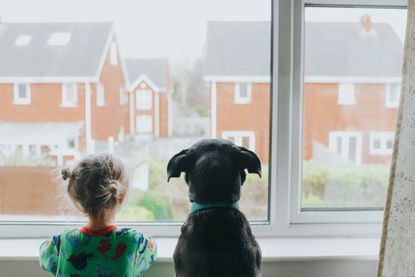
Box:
[237,146,262,177]
[167,149,191,182]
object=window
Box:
[222,131,255,152]
[119,87,126,105]
[370,132,394,155]
[97,82,105,106]
[48,32,71,46]
[136,89,152,110]
[299,4,405,224]
[338,83,356,105]
[385,83,401,108]
[13,83,31,105]
[235,83,252,104]
[136,115,153,133]
[61,83,78,107]
[15,35,31,46]
[110,41,118,65]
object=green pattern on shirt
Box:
[39,228,157,277]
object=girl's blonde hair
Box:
[61,154,128,218]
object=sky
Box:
[0,1,407,65]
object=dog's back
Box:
[173,208,261,277]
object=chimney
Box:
[360,14,372,32]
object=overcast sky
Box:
[1,1,407,65]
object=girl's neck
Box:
[87,211,116,230]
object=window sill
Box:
[0,237,380,262]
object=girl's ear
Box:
[167,149,191,181]
[117,193,126,205]
[237,146,262,177]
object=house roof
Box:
[0,22,113,80]
[205,21,403,78]
[125,58,169,90]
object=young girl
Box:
[39,154,157,276]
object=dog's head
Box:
[167,139,261,203]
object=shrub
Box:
[138,191,174,220]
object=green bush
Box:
[138,191,173,220]
[303,162,329,199]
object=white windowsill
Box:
[0,237,380,262]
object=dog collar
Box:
[191,201,240,213]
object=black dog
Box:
[167,139,262,277]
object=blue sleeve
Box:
[133,233,157,276]
[39,235,60,274]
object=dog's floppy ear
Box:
[167,149,191,182]
[237,146,262,177]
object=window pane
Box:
[302,7,405,210]
[0,0,271,222]
[18,84,26,98]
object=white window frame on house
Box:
[385,83,401,108]
[136,89,153,110]
[328,131,362,165]
[0,0,408,239]
[369,132,394,155]
[222,131,256,152]
[96,82,105,107]
[136,115,153,133]
[338,83,356,105]
[13,83,31,105]
[61,83,78,107]
[234,82,252,104]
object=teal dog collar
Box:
[191,201,240,213]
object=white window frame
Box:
[96,82,105,107]
[119,87,126,105]
[13,83,31,105]
[385,83,401,108]
[338,83,356,105]
[136,115,153,133]
[370,132,394,155]
[136,89,153,110]
[234,82,252,104]
[328,131,362,165]
[110,41,118,66]
[222,131,256,152]
[61,83,78,107]
[0,0,407,239]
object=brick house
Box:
[205,17,403,165]
[125,58,171,138]
[0,22,129,165]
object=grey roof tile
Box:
[0,22,113,78]
[125,58,169,88]
[205,21,403,78]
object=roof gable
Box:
[125,58,169,90]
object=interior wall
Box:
[0,260,378,277]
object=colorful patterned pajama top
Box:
[39,226,157,277]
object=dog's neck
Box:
[190,201,239,213]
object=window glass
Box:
[302,7,406,210]
[0,0,271,222]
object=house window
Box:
[136,115,153,133]
[234,83,252,104]
[136,89,152,110]
[328,132,362,165]
[119,87,126,105]
[385,83,401,108]
[13,84,31,105]
[15,35,32,46]
[222,131,255,152]
[110,41,118,65]
[97,82,105,107]
[61,84,78,107]
[370,132,394,155]
[338,83,356,105]
[47,32,71,46]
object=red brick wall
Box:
[215,82,270,164]
[159,92,169,137]
[304,83,398,164]
[90,52,128,141]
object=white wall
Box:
[0,260,378,277]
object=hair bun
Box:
[62,168,72,180]
[108,180,119,196]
